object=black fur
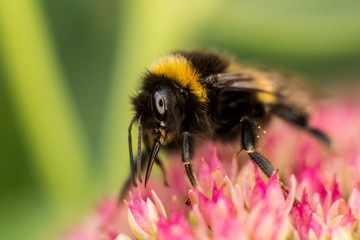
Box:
[178,50,230,77]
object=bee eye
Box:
[152,90,167,121]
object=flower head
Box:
[157,200,194,240]
[68,98,360,240]
[126,190,167,240]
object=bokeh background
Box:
[0,0,359,239]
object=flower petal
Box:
[151,190,167,218]
[127,208,152,240]
[146,198,159,233]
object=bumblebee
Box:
[127,50,330,194]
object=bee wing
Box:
[212,71,283,97]
[212,68,314,111]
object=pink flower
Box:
[67,98,360,240]
[157,200,194,240]
[126,191,166,240]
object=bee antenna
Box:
[136,115,143,183]
[128,116,138,187]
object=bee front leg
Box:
[119,150,169,203]
[241,117,297,203]
[241,117,276,178]
[118,151,147,203]
[182,131,197,187]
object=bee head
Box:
[130,72,188,188]
[132,73,186,145]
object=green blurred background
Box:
[0,0,359,239]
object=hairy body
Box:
[127,50,329,199]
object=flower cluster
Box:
[67,99,360,239]
[123,154,358,240]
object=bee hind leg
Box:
[241,117,300,205]
[269,103,331,146]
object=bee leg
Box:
[241,117,275,178]
[128,116,138,187]
[118,151,147,204]
[182,131,197,187]
[270,104,331,146]
[241,117,300,204]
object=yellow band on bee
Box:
[257,92,277,104]
[254,76,277,103]
[151,54,207,102]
